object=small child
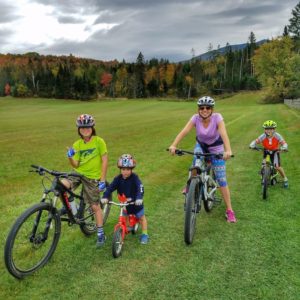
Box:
[101,154,149,244]
[249,120,288,188]
[62,114,108,247]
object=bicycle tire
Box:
[184,178,199,245]
[262,165,270,200]
[4,202,61,279]
[79,205,97,236]
[204,177,215,212]
[112,227,124,258]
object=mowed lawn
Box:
[0,93,299,300]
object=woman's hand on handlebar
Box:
[223,150,232,160]
[168,145,177,155]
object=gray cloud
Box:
[0,2,20,24]
[57,15,85,24]
[0,0,299,62]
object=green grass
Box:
[0,93,299,300]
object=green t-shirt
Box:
[73,136,107,179]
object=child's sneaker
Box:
[226,210,237,223]
[283,180,289,188]
[140,234,149,244]
[96,235,106,248]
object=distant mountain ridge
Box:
[192,39,269,61]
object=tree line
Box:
[1,1,300,102]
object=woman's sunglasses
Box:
[198,106,212,111]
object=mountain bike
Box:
[250,147,287,200]
[109,194,140,258]
[4,165,111,279]
[172,149,229,245]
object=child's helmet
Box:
[117,154,136,168]
[262,120,277,129]
[76,114,95,128]
[197,96,215,107]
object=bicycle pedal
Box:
[213,197,222,205]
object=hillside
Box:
[192,39,269,61]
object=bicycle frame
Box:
[37,168,86,225]
[109,199,139,238]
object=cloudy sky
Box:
[0,0,298,62]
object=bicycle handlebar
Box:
[166,148,234,158]
[250,147,288,153]
[30,165,83,178]
[108,200,135,207]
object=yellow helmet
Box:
[262,120,277,129]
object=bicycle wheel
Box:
[112,227,124,258]
[184,178,200,245]
[79,204,97,236]
[4,202,61,279]
[204,177,215,212]
[262,165,270,200]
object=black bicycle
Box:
[4,165,111,279]
[250,147,287,200]
[173,149,228,245]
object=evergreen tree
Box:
[283,25,289,36]
[134,52,146,98]
[288,1,300,37]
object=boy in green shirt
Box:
[62,114,108,247]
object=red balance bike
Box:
[109,194,140,258]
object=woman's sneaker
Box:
[140,234,149,244]
[226,210,237,223]
[283,180,289,188]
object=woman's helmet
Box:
[76,114,95,128]
[262,120,277,129]
[117,154,136,169]
[197,96,215,107]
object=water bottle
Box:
[69,197,78,215]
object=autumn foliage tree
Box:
[253,36,300,102]
[4,83,11,95]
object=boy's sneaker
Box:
[283,180,289,188]
[226,210,237,223]
[96,235,106,248]
[140,234,149,244]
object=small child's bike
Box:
[250,147,287,200]
[4,165,111,279]
[109,194,140,258]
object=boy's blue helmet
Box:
[117,154,136,169]
[76,114,95,128]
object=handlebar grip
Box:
[31,164,40,169]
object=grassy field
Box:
[0,93,299,300]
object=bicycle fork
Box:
[31,195,56,244]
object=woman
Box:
[168,96,236,223]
